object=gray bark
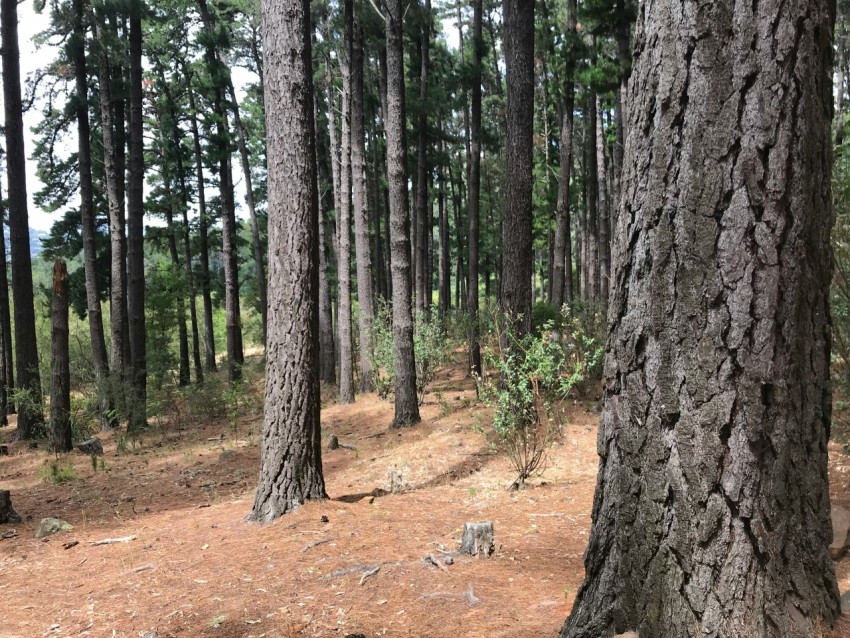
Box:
[596,96,610,309]
[561,2,840,636]
[50,260,71,454]
[250,0,326,523]
[414,0,431,316]
[467,0,482,375]
[386,0,420,427]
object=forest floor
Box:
[3,354,850,637]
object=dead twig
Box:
[358,566,380,585]
[424,553,448,572]
[90,535,137,546]
[301,537,339,552]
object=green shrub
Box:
[39,459,77,484]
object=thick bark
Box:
[385,0,420,427]
[72,0,116,428]
[250,0,326,523]
[335,24,355,403]
[186,81,217,373]
[50,260,72,454]
[126,0,146,432]
[2,0,43,438]
[414,0,431,316]
[467,0,482,376]
[197,0,243,382]
[95,14,129,407]
[562,3,840,637]
[349,16,374,393]
[501,0,535,334]
[227,80,267,347]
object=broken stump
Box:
[0,490,21,524]
[459,521,494,557]
[328,435,339,450]
[75,437,103,456]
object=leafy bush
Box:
[368,301,453,404]
[478,317,602,489]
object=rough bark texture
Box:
[386,0,420,427]
[414,0,431,316]
[0,490,20,524]
[467,0,483,377]
[501,0,535,334]
[50,260,72,454]
[250,0,327,523]
[596,96,610,308]
[459,521,494,557]
[349,16,374,394]
[315,87,337,387]
[126,0,146,432]
[3,0,43,438]
[585,91,600,303]
[72,0,116,428]
[561,3,840,637]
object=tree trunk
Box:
[501,0,535,335]
[438,127,450,317]
[95,13,129,409]
[2,0,43,438]
[0,489,21,524]
[164,179,190,387]
[414,0,431,317]
[561,3,841,636]
[349,14,375,393]
[585,91,600,303]
[126,0,146,432]
[251,0,326,523]
[72,0,116,429]
[467,0,482,376]
[335,22,355,403]
[186,80,217,373]
[50,260,72,454]
[596,96,610,309]
[227,80,267,347]
[0,192,14,418]
[385,0,420,427]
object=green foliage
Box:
[39,459,77,484]
[478,314,602,489]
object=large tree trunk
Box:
[349,12,374,393]
[227,80,267,347]
[72,0,116,428]
[250,0,326,523]
[126,0,146,432]
[95,12,129,409]
[50,260,72,454]
[185,81,217,373]
[385,0,420,427]
[414,0,431,316]
[561,3,840,636]
[467,0,482,376]
[501,0,534,335]
[2,0,43,438]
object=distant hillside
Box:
[30,228,47,257]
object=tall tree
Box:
[414,0,431,315]
[250,0,326,523]
[0,185,14,418]
[50,260,71,454]
[385,0,420,426]
[501,0,535,334]
[126,0,146,432]
[71,0,116,428]
[561,2,840,636]
[467,0,482,376]
[2,0,44,438]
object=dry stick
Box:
[90,535,137,546]
[359,566,380,585]
[424,553,448,572]
[301,537,339,553]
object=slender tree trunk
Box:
[596,97,610,308]
[227,80,267,347]
[50,260,71,453]
[2,0,43,438]
[561,2,840,635]
[72,0,116,429]
[126,0,146,432]
[585,93,600,303]
[95,14,129,408]
[385,0,420,427]
[414,0,431,316]
[501,0,535,335]
[349,14,374,393]
[438,128,450,317]
[163,178,190,387]
[0,194,14,417]
[186,81,217,373]
[250,0,326,523]
[467,0,482,375]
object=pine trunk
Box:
[467,0,482,375]
[562,3,840,636]
[414,0,431,317]
[0,194,14,418]
[50,260,72,454]
[385,0,420,427]
[250,0,326,523]
[2,0,43,438]
[596,97,610,309]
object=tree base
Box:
[0,490,21,524]
[459,521,494,557]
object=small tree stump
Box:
[0,490,21,524]
[75,438,104,456]
[328,435,339,450]
[459,521,494,557]
[0,444,8,456]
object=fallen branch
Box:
[301,537,339,552]
[90,535,137,546]
[424,553,448,572]
[123,563,155,575]
[359,566,380,585]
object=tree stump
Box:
[0,444,8,455]
[459,521,494,557]
[75,437,103,456]
[0,490,21,524]
[328,435,339,450]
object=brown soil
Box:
[2,358,850,638]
